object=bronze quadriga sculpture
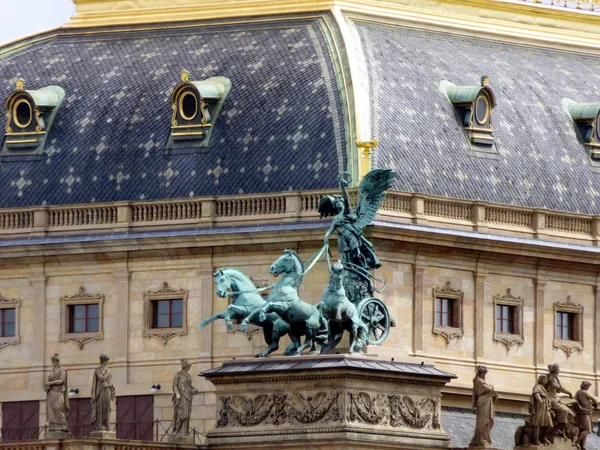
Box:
[200,169,397,356]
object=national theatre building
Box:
[1,0,600,449]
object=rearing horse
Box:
[199,268,293,358]
[242,250,326,356]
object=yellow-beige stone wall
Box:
[0,238,599,434]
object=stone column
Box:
[474,272,487,360]
[413,264,426,353]
[534,278,546,367]
[199,275,213,357]
[113,264,129,387]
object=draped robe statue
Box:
[45,354,69,433]
[574,381,598,450]
[171,359,199,437]
[91,354,115,432]
[469,366,498,447]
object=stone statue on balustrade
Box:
[546,363,575,440]
[469,366,498,448]
[90,354,116,438]
[574,380,598,450]
[44,354,71,438]
[529,374,553,446]
[168,359,200,444]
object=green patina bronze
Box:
[200,169,397,356]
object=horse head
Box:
[269,249,303,277]
[213,269,233,298]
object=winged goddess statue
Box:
[319,169,397,271]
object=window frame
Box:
[432,281,463,343]
[493,289,524,349]
[60,287,104,349]
[0,294,20,349]
[143,282,188,344]
[553,296,583,356]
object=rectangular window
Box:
[495,304,515,334]
[152,299,183,328]
[435,297,454,327]
[0,308,15,337]
[1,401,40,442]
[556,311,575,341]
[67,398,92,438]
[68,304,99,333]
[116,395,154,441]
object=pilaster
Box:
[534,277,547,368]
[113,263,129,387]
[474,272,487,360]
[413,262,426,353]
[30,271,47,390]
[199,275,213,357]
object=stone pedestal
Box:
[45,431,72,439]
[202,354,456,450]
[514,437,577,450]
[88,430,117,439]
[166,434,195,445]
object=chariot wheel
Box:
[358,297,391,345]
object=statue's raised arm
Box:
[319,169,396,271]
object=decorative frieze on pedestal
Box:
[202,354,456,450]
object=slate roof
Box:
[357,23,600,214]
[0,19,347,208]
[442,407,600,449]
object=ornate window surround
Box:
[60,286,104,349]
[0,293,20,349]
[553,296,583,357]
[432,281,463,343]
[493,288,524,349]
[143,282,188,344]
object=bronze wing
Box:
[354,169,397,229]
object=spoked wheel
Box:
[358,297,391,345]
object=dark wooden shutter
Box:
[1,401,40,441]
[116,395,154,441]
[67,398,92,437]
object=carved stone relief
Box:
[347,392,440,430]
[216,392,341,428]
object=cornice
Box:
[65,0,600,51]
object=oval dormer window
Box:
[179,91,198,121]
[475,95,489,126]
[13,98,33,128]
[595,114,600,141]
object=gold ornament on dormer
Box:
[15,78,25,91]
[181,69,190,83]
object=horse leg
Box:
[199,311,229,328]
[348,320,359,354]
[240,307,262,331]
[285,333,303,356]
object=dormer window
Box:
[564,100,600,164]
[167,70,231,149]
[441,75,496,154]
[2,78,65,155]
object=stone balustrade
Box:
[0,190,598,246]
